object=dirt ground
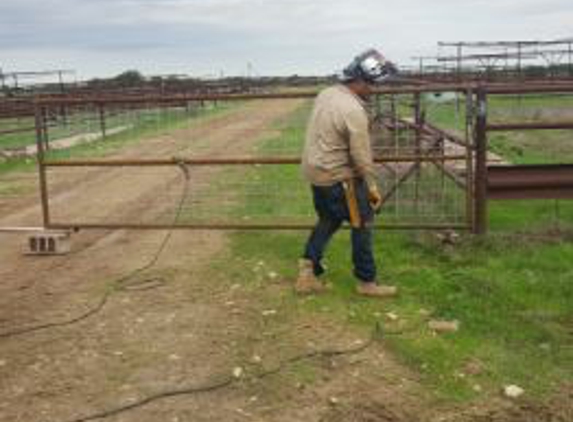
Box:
[0,100,570,422]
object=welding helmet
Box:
[341,48,397,84]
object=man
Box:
[296,48,398,298]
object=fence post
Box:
[473,87,488,234]
[414,92,422,214]
[98,102,107,139]
[41,107,50,151]
[465,89,475,230]
[35,103,51,228]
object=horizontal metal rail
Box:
[484,84,573,94]
[31,82,573,107]
[486,122,573,131]
[42,155,468,167]
[0,227,49,233]
[0,126,37,136]
[488,164,573,200]
[45,222,470,231]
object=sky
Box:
[1,0,572,82]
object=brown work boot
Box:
[294,259,328,295]
[357,281,398,298]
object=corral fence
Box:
[28,82,573,234]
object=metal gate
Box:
[31,82,573,233]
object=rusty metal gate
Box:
[30,82,573,233]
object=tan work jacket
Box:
[302,84,376,186]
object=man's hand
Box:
[368,186,382,212]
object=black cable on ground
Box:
[66,377,235,422]
[0,162,191,340]
[63,325,381,422]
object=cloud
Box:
[1,0,572,78]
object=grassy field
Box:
[3,92,570,403]
[221,94,573,403]
[0,102,234,176]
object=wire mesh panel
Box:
[43,98,313,228]
[372,92,470,227]
[40,92,471,230]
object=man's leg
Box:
[296,184,344,294]
[350,179,397,297]
[351,226,376,282]
[304,216,343,276]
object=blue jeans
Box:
[303,179,377,283]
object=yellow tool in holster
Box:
[342,180,361,228]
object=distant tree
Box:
[114,70,145,87]
[523,65,547,78]
[86,77,104,88]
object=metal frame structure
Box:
[408,39,573,82]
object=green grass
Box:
[489,131,573,165]
[0,117,36,149]
[220,94,573,402]
[226,229,572,401]
[489,199,573,232]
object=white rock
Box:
[261,309,277,316]
[0,360,6,367]
[328,397,339,405]
[233,367,243,379]
[385,312,399,321]
[268,271,278,279]
[428,319,460,333]
[504,385,525,398]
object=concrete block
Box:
[26,231,71,255]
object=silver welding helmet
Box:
[340,48,397,84]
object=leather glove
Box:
[368,186,382,212]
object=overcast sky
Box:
[1,0,572,81]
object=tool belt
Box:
[342,179,362,228]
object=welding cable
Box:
[61,326,380,422]
[0,163,191,340]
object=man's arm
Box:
[345,108,375,180]
[345,108,382,211]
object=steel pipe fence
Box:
[28,82,573,233]
[473,88,573,233]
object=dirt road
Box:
[0,99,322,422]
